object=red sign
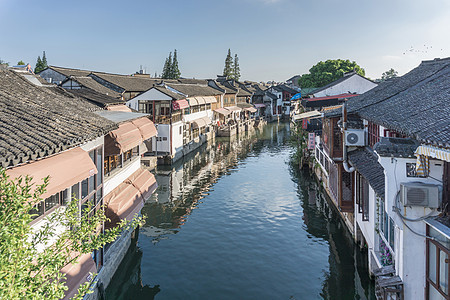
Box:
[308,133,315,150]
[302,119,308,129]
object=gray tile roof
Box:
[90,73,159,92]
[310,73,374,96]
[153,86,186,100]
[348,147,385,198]
[272,84,298,94]
[66,89,125,107]
[373,137,420,158]
[64,76,122,98]
[0,69,117,168]
[346,58,450,147]
[164,83,222,97]
[41,66,92,77]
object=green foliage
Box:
[0,168,143,299]
[161,50,181,79]
[298,59,365,88]
[289,121,310,168]
[34,51,48,73]
[171,49,181,79]
[17,60,25,65]
[223,49,234,79]
[380,68,398,81]
[0,58,9,66]
[232,54,240,81]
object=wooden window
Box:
[340,165,354,212]
[368,121,380,148]
[426,225,450,300]
[356,174,370,221]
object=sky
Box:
[0,0,449,82]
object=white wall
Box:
[313,74,377,97]
[104,158,141,196]
[126,88,172,111]
[171,121,184,156]
[378,155,443,299]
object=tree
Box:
[232,54,240,81]
[298,59,365,88]
[223,49,234,79]
[0,58,8,66]
[171,49,181,79]
[161,52,173,79]
[381,68,398,81]
[42,51,48,69]
[0,168,142,299]
[17,60,25,65]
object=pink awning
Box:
[131,117,157,141]
[214,108,231,116]
[104,122,142,156]
[244,107,257,113]
[172,99,189,110]
[105,168,157,229]
[6,147,97,199]
[61,252,96,300]
[225,106,242,112]
[254,103,266,108]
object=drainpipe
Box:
[342,102,355,173]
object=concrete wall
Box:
[126,88,172,111]
[313,74,377,97]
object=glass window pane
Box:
[81,201,89,218]
[71,183,80,200]
[81,179,88,199]
[429,285,446,300]
[97,147,103,186]
[30,202,44,220]
[45,194,59,212]
[389,218,395,249]
[89,175,95,194]
[62,189,70,206]
[96,189,103,207]
[439,250,448,295]
[429,242,437,284]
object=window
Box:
[356,173,370,221]
[368,121,380,148]
[138,101,153,115]
[426,225,450,300]
[378,197,395,250]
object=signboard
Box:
[302,119,308,129]
[308,133,315,150]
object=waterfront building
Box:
[1,66,158,299]
[321,57,450,299]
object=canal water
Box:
[106,122,375,300]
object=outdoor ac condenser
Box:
[400,182,441,208]
[344,129,366,146]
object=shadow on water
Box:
[106,122,375,299]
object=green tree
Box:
[0,168,143,299]
[0,58,8,66]
[42,51,48,69]
[223,49,234,79]
[161,52,173,79]
[232,54,240,81]
[381,68,398,81]
[298,59,365,88]
[17,60,25,65]
[171,49,181,79]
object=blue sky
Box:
[0,0,449,82]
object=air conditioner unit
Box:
[400,182,441,208]
[344,129,365,146]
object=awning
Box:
[187,97,198,106]
[203,96,217,104]
[290,93,302,101]
[131,117,157,141]
[292,110,322,121]
[6,147,97,199]
[244,107,257,113]
[415,145,450,162]
[191,116,211,129]
[106,104,132,112]
[195,97,206,105]
[105,122,142,156]
[254,103,266,108]
[172,99,189,110]
[214,108,231,116]
[225,106,242,112]
[62,252,96,300]
[105,168,157,228]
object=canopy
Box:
[104,122,142,156]
[172,99,189,110]
[195,97,206,105]
[214,108,231,116]
[105,168,157,228]
[225,106,242,112]
[290,92,302,101]
[191,116,211,129]
[187,97,198,106]
[254,103,266,108]
[6,147,97,199]
[131,117,157,141]
[203,96,217,104]
[292,110,322,121]
[61,252,96,300]
[244,107,257,113]
[415,145,450,162]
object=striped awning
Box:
[172,99,189,110]
[415,155,430,177]
[203,96,217,104]
[415,145,450,162]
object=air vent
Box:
[400,182,441,208]
[344,129,366,146]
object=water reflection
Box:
[106,123,374,299]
